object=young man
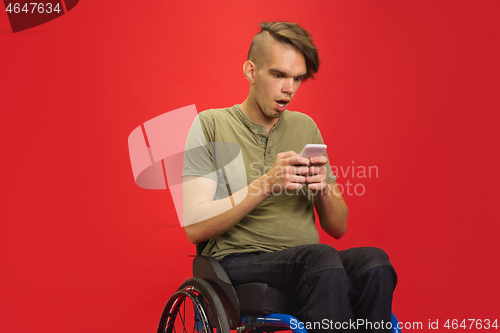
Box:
[182,22,397,332]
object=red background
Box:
[1,1,499,332]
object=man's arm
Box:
[305,156,348,239]
[183,151,311,244]
[182,175,268,244]
[314,181,348,239]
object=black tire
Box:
[157,278,231,333]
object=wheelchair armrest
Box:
[193,255,232,284]
[193,255,240,329]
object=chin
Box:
[263,110,280,119]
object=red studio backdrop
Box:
[1,1,499,332]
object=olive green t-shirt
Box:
[182,105,336,260]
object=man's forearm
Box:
[315,182,348,239]
[183,176,269,244]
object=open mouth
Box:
[276,99,290,108]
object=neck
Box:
[240,97,279,132]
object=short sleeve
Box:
[182,112,248,200]
[182,114,218,182]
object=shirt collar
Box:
[233,104,286,132]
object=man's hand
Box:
[301,154,348,239]
[305,155,329,194]
[260,151,310,195]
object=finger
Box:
[291,166,310,176]
[309,156,327,166]
[286,174,306,184]
[307,166,326,176]
[287,154,310,166]
[284,182,307,191]
[307,182,327,192]
[281,166,308,176]
[306,174,327,184]
[277,150,297,160]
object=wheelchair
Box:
[157,241,402,333]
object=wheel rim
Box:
[160,288,214,333]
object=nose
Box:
[282,77,298,95]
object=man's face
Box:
[253,41,307,120]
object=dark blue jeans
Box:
[219,244,397,333]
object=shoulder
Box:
[193,106,235,133]
[198,106,238,128]
[198,106,237,122]
[283,110,318,129]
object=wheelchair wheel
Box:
[157,278,230,333]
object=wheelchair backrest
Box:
[196,240,210,256]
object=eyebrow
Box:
[269,68,307,80]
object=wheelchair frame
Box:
[157,242,402,333]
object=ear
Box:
[243,60,256,83]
